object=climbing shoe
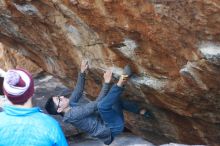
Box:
[122,65,132,78]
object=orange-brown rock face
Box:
[0,0,220,145]
[0,42,42,75]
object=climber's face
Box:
[53,96,69,113]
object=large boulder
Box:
[0,0,220,145]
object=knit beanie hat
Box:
[3,68,34,104]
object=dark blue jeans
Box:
[97,85,124,137]
[97,85,147,138]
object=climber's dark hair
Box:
[45,88,71,116]
[45,96,63,116]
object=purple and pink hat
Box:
[3,68,34,104]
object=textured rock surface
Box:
[69,132,155,146]
[0,0,220,145]
[69,132,205,146]
[0,42,42,75]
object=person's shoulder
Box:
[40,112,59,123]
[34,112,63,133]
[32,111,60,128]
[0,112,3,118]
[31,112,64,138]
[0,110,6,116]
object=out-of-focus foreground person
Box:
[0,68,68,146]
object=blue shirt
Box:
[0,105,68,146]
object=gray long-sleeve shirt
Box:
[63,73,113,145]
